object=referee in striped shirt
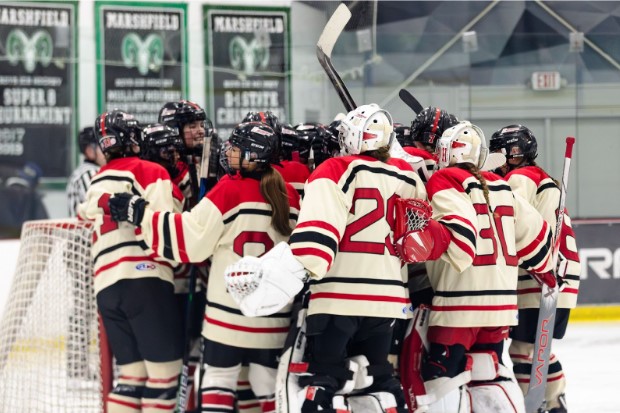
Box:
[66,127,106,217]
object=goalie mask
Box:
[95,109,142,155]
[339,103,395,155]
[411,106,459,150]
[436,121,488,170]
[220,122,277,176]
[489,124,538,166]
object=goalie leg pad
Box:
[347,392,399,413]
[418,375,472,413]
[248,363,277,412]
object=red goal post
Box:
[0,219,113,412]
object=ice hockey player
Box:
[395,121,554,413]
[490,124,580,413]
[404,106,459,183]
[78,110,183,413]
[159,100,215,207]
[106,121,301,413]
[225,103,427,413]
[295,122,340,170]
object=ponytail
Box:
[457,163,491,206]
[260,166,293,237]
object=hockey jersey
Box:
[290,154,427,319]
[78,156,180,295]
[425,167,553,328]
[505,166,580,309]
[274,160,311,198]
[137,173,301,349]
[403,146,437,184]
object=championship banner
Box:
[0,2,76,179]
[95,1,187,124]
[204,5,291,139]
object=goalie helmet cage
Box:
[0,219,113,413]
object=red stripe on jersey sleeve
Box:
[295,220,341,240]
[449,234,476,260]
[292,247,334,271]
[174,213,189,262]
[517,221,548,258]
[442,214,476,234]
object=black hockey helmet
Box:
[411,106,459,149]
[242,111,280,132]
[393,123,413,147]
[294,122,329,163]
[279,123,301,161]
[158,100,211,131]
[78,126,97,154]
[94,109,141,154]
[140,123,183,176]
[220,122,278,176]
[490,124,538,164]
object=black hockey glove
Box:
[108,193,148,226]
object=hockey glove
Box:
[108,192,148,227]
[529,271,557,289]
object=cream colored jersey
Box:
[137,173,301,350]
[425,167,553,328]
[505,166,580,309]
[290,154,427,320]
[78,156,178,295]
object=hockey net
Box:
[0,219,112,412]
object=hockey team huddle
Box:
[77,99,580,413]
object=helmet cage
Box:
[436,121,488,170]
[339,104,395,155]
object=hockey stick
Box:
[398,89,424,115]
[524,136,575,413]
[317,3,356,112]
[176,135,213,413]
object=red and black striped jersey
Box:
[137,173,301,349]
[505,166,580,309]
[77,156,178,295]
[290,154,427,320]
[274,160,311,198]
[424,167,553,328]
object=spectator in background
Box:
[0,162,48,238]
[66,127,106,217]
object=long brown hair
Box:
[365,146,391,163]
[260,166,293,236]
[457,163,491,206]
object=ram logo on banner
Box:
[121,33,164,75]
[0,3,76,178]
[205,6,290,139]
[6,29,54,73]
[96,2,187,123]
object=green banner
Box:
[95,1,188,125]
[204,5,291,139]
[0,1,77,179]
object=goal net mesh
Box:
[0,219,103,412]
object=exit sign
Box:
[531,71,561,91]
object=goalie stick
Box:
[317,3,356,112]
[524,136,575,413]
[175,134,213,413]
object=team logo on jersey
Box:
[121,33,164,75]
[6,29,54,73]
[136,262,156,271]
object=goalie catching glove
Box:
[224,242,308,317]
[108,193,148,227]
[394,198,450,263]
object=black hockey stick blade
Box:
[317,3,356,112]
[399,89,424,114]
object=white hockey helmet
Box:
[436,121,488,170]
[338,103,395,155]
